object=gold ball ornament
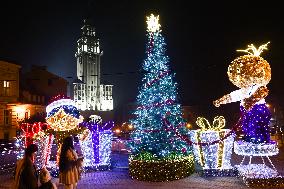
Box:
[228,55,271,88]
[227,42,271,88]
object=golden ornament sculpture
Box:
[213,42,271,110]
[46,108,83,131]
[227,42,271,89]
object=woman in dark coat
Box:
[14,144,38,189]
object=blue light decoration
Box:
[15,136,25,160]
[47,105,80,119]
[127,14,194,181]
[189,116,236,177]
[78,121,114,171]
[0,141,18,173]
[240,104,271,144]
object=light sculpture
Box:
[213,42,284,187]
[189,116,235,176]
[78,120,114,170]
[128,14,194,181]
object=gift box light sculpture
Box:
[213,42,284,187]
[189,116,235,176]
[16,122,52,169]
[78,120,114,170]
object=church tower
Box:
[73,20,113,111]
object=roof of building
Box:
[72,78,85,84]
[0,60,22,68]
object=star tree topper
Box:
[146,14,161,32]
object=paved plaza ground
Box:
[1,148,284,189]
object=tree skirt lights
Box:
[78,121,114,170]
[129,154,194,182]
[189,116,235,176]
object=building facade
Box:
[73,20,113,111]
[21,65,68,104]
[0,61,21,139]
[0,61,68,139]
[0,61,46,139]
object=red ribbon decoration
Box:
[20,122,50,147]
[137,98,174,110]
[162,116,243,146]
[137,115,243,146]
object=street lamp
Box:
[186,123,192,129]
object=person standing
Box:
[59,136,83,189]
[14,143,39,189]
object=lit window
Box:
[3,80,10,96]
[4,81,9,87]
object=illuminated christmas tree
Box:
[128,15,194,182]
[129,14,190,159]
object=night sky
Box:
[1,1,284,116]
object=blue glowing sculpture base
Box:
[236,164,284,187]
[234,140,278,156]
[198,168,238,177]
[234,140,284,187]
